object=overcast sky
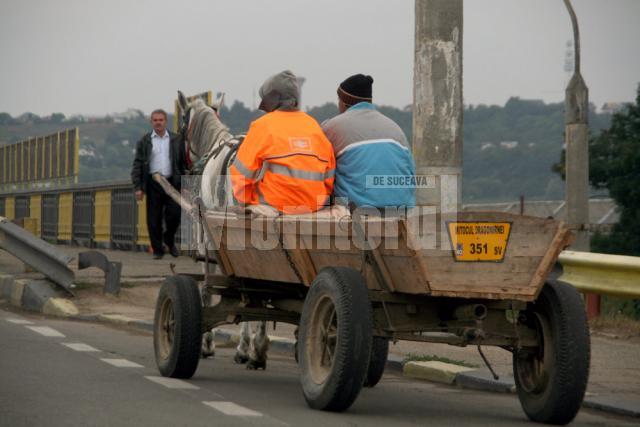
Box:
[1,0,638,116]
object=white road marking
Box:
[203,401,263,417]
[145,376,199,389]
[25,326,65,337]
[101,358,144,368]
[62,343,101,352]
[6,318,33,325]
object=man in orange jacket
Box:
[230,70,335,214]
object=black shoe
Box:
[168,246,179,258]
[153,253,164,260]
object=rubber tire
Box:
[513,280,590,425]
[299,267,372,412]
[363,337,389,388]
[154,275,203,379]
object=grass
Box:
[590,313,640,340]
[403,353,479,368]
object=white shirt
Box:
[149,129,172,177]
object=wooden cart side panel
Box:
[225,246,301,283]
[419,213,561,300]
[428,288,537,301]
[204,210,565,301]
[399,219,433,292]
[530,223,573,298]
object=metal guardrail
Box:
[0,217,75,292]
[558,250,640,298]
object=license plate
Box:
[446,222,512,262]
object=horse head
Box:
[177,90,228,162]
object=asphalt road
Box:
[0,306,635,427]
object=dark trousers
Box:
[146,177,181,255]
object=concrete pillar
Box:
[564,0,598,317]
[413,0,463,210]
[563,0,590,252]
[565,114,589,250]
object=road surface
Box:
[0,306,634,427]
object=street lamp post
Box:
[563,0,599,317]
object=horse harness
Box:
[189,133,244,176]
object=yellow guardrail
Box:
[558,250,640,298]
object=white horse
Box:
[177,91,270,370]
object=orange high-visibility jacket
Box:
[230,110,335,214]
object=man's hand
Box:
[135,190,144,201]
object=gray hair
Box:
[150,109,168,120]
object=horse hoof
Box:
[246,359,266,370]
[201,350,215,359]
[234,353,249,364]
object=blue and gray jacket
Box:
[321,103,416,208]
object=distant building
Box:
[601,102,630,115]
[500,141,519,149]
[112,108,144,123]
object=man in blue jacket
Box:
[321,74,415,208]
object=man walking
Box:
[131,109,186,259]
[322,74,415,208]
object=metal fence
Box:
[41,194,59,242]
[0,180,151,250]
[15,196,29,219]
[111,188,137,248]
[72,191,94,245]
[0,128,79,190]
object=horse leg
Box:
[247,321,270,370]
[201,330,215,358]
[234,322,251,364]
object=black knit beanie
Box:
[338,74,373,106]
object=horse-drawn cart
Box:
[152,175,590,425]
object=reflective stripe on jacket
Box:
[230,110,335,214]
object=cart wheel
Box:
[154,275,202,379]
[299,267,372,412]
[364,337,389,388]
[513,280,590,425]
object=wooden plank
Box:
[424,256,543,275]
[210,225,234,276]
[530,223,573,298]
[308,252,362,272]
[226,247,299,283]
[281,232,317,286]
[429,288,536,301]
[428,271,534,290]
[384,256,430,294]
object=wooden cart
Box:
[152,192,590,425]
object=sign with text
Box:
[446,221,512,262]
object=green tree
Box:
[50,113,66,124]
[307,102,339,124]
[0,112,15,125]
[589,85,640,256]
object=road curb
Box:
[455,370,516,393]
[0,273,78,317]
[403,360,475,384]
[583,395,640,418]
